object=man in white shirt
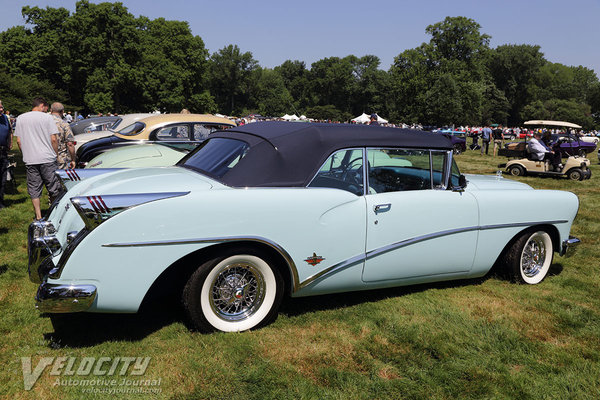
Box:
[14,97,62,220]
[528,131,562,171]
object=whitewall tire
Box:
[183,250,283,332]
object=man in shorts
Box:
[14,97,62,220]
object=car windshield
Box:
[179,138,250,179]
[117,122,146,136]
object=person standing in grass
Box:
[480,126,492,155]
[14,97,62,220]
[50,102,76,169]
[0,100,13,209]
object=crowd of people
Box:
[0,97,75,219]
[1,99,598,218]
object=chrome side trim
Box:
[298,220,570,289]
[35,283,97,313]
[298,253,366,290]
[100,220,569,293]
[102,236,300,293]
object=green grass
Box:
[1,147,599,399]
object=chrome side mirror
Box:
[452,175,467,192]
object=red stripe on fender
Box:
[92,196,107,213]
[96,196,110,212]
[87,196,100,213]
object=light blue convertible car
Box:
[29,122,580,332]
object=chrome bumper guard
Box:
[35,282,97,313]
[27,220,60,284]
[560,236,580,257]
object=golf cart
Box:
[498,120,592,181]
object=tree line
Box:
[0,1,598,129]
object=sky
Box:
[0,0,599,76]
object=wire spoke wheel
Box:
[183,250,283,332]
[209,262,265,321]
[520,235,547,278]
[504,230,553,284]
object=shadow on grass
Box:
[280,275,489,317]
[0,227,7,235]
[41,264,564,347]
[42,299,185,349]
[6,197,27,206]
[0,264,7,275]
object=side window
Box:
[308,149,364,195]
[156,125,190,141]
[367,149,431,193]
[431,151,447,188]
[193,124,213,141]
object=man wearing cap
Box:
[14,97,62,220]
[368,114,380,126]
[528,131,562,171]
[0,100,13,209]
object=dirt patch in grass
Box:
[447,287,568,344]
[258,322,364,382]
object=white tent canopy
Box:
[352,113,370,123]
[281,114,300,121]
[352,113,388,124]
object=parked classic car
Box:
[85,143,188,169]
[75,114,236,167]
[30,122,580,333]
[435,132,466,154]
[550,134,596,157]
[70,116,120,135]
[74,113,153,151]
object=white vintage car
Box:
[29,122,580,333]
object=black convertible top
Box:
[185,121,453,187]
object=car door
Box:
[362,148,479,282]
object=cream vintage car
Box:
[30,122,580,333]
[75,114,235,167]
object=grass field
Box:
[1,146,599,399]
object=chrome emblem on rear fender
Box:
[304,253,325,266]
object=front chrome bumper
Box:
[27,220,60,284]
[560,236,581,257]
[35,282,97,313]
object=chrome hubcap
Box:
[209,263,265,321]
[522,236,546,277]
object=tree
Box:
[274,60,311,111]
[0,69,66,115]
[209,45,258,115]
[521,99,594,129]
[308,57,355,113]
[488,44,546,126]
[250,68,294,117]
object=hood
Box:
[463,174,533,191]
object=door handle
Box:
[374,203,391,214]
